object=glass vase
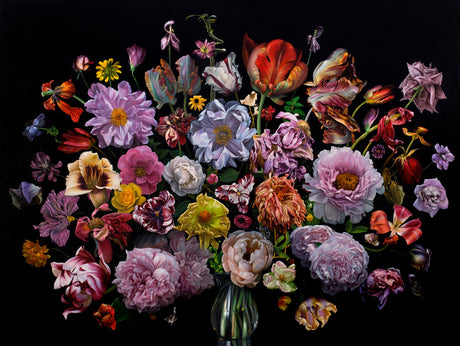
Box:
[210,275,258,346]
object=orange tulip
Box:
[41,80,83,122]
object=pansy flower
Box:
[215,174,255,214]
[41,80,83,122]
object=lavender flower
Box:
[413,178,448,217]
[306,26,324,53]
[9,181,43,209]
[432,143,455,170]
[360,268,404,310]
[30,152,62,183]
[23,113,45,141]
[160,20,180,51]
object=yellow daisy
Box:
[96,58,122,83]
[188,95,207,111]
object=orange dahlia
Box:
[253,174,306,233]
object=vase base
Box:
[217,338,252,346]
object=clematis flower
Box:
[215,174,255,214]
[133,190,175,235]
[370,205,422,245]
[65,151,121,208]
[161,20,180,51]
[57,128,96,154]
[145,59,178,109]
[176,55,202,96]
[193,39,216,59]
[295,297,337,331]
[364,85,394,104]
[242,33,308,105]
[203,52,242,95]
[156,107,196,148]
[41,80,83,123]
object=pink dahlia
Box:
[304,147,384,224]
[117,145,164,195]
[133,190,175,234]
[113,247,181,314]
[85,81,157,148]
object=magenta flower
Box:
[413,178,448,217]
[360,268,404,309]
[51,246,111,319]
[371,144,386,159]
[160,20,180,51]
[133,190,175,234]
[432,143,455,170]
[117,145,164,195]
[34,190,79,246]
[127,44,146,71]
[193,39,216,59]
[85,81,157,148]
[215,174,255,213]
[30,152,62,183]
[233,214,252,229]
[113,247,181,314]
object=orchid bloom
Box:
[370,205,422,245]
[41,80,83,123]
[242,33,308,105]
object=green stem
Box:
[404,85,423,109]
[49,247,70,259]
[168,103,175,113]
[131,69,141,91]
[80,72,89,89]
[73,94,86,105]
[183,94,188,112]
[362,140,373,156]
[404,136,416,155]
[364,243,389,253]
[256,92,268,135]
[168,43,172,68]
[351,100,367,119]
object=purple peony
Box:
[304,147,384,224]
[113,247,181,314]
[360,268,404,309]
[432,143,455,170]
[188,99,257,170]
[85,81,157,148]
[413,178,448,217]
[290,225,334,267]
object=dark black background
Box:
[1,0,459,344]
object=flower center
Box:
[135,166,146,177]
[335,172,359,191]
[198,210,212,224]
[120,189,135,205]
[214,125,233,146]
[111,107,128,127]
[89,217,105,230]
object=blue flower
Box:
[22,113,45,141]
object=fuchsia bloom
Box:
[133,190,176,234]
[215,174,255,213]
[193,39,216,59]
[127,44,146,71]
[51,247,111,319]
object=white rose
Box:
[163,156,206,196]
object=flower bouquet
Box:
[11,13,453,341]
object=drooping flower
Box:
[93,304,116,330]
[41,80,83,122]
[413,178,448,217]
[52,246,111,319]
[263,261,297,293]
[96,58,122,83]
[304,147,384,224]
[23,113,45,141]
[145,59,178,109]
[363,85,394,104]
[65,151,121,208]
[242,33,308,105]
[85,81,157,148]
[203,52,243,95]
[188,99,257,170]
[57,128,96,154]
[215,174,255,214]
[9,181,43,209]
[370,107,414,151]
[253,174,306,233]
[370,205,422,245]
[161,20,180,51]
[113,247,181,314]
[395,155,423,185]
[162,155,206,196]
[188,95,207,111]
[156,108,196,148]
[177,193,230,249]
[133,190,175,234]
[306,26,324,53]
[176,55,202,96]
[117,145,164,195]
[360,268,404,310]
[111,183,146,213]
[73,55,93,72]
[22,240,50,268]
[30,152,62,183]
[34,190,79,246]
[432,143,455,170]
[127,44,146,71]
[399,61,446,113]
[295,297,337,331]
[222,230,273,288]
[193,39,216,59]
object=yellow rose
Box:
[111,183,146,213]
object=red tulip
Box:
[242,33,308,105]
[57,128,96,154]
[395,155,423,185]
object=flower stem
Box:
[73,94,86,105]
[256,92,267,135]
[131,69,141,91]
[404,86,423,109]
[351,100,367,119]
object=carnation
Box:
[113,247,181,314]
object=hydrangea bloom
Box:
[85,81,157,148]
[188,99,257,170]
[304,146,384,224]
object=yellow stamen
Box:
[111,108,128,126]
[335,172,359,191]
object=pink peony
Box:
[113,247,181,314]
[117,145,164,195]
[51,247,111,319]
[290,225,334,267]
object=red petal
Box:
[55,99,83,122]
[398,226,422,245]
[43,97,56,110]
[393,205,412,224]
[242,33,258,69]
[41,80,54,93]
[370,210,391,234]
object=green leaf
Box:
[174,199,192,217]
[112,297,130,323]
[219,168,239,183]
[349,226,369,234]
[345,220,353,233]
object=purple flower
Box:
[360,268,404,310]
[127,44,146,71]
[133,191,175,234]
[169,231,214,298]
[306,26,324,53]
[113,247,181,314]
[160,20,180,51]
[33,190,79,246]
[399,61,446,113]
[85,81,157,148]
[188,99,256,170]
[30,152,62,183]
[23,113,45,141]
[413,178,448,217]
[291,225,334,267]
[432,143,455,170]
[9,181,43,209]
[193,39,216,59]
[304,147,384,224]
[371,144,386,159]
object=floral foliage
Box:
[13,15,452,335]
